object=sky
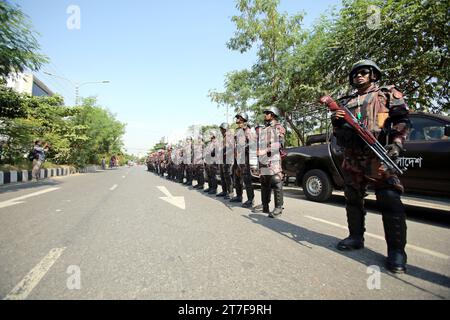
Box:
[14,0,341,157]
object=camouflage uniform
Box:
[332,62,410,273]
[184,138,194,186]
[232,124,255,207]
[258,119,286,216]
[193,137,205,189]
[218,127,234,199]
[204,134,219,194]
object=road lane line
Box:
[110,184,118,191]
[0,187,60,209]
[3,247,66,300]
[305,215,449,260]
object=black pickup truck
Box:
[282,112,450,202]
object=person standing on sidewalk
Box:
[32,140,49,182]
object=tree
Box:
[0,1,48,80]
[150,142,167,153]
[210,0,318,145]
[69,98,126,166]
[0,85,28,117]
[318,0,449,113]
[211,0,449,147]
[0,91,78,165]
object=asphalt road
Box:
[0,166,449,300]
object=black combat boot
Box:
[337,236,364,250]
[383,212,407,273]
[377,189,407,273]
[337,187,366,250]
[230,196,242,203]
[269,207,282,218]
[216,191,226,197]
[260,176,272,215]
[208,189,217,195]
[242,199,254,208]
[269,178,283,218]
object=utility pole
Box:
[43,72,110,106]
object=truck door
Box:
[399,114,450,197]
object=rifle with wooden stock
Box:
[319,95,403,175]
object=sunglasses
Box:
[352,68,371,78]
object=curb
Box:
[0,165,99,186]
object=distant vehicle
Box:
[282,112,450,202]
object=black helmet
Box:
[263,106,281,119]
[349,59,382,85]
[235,112,249,122]
[219,122,229,130]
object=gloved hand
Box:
[386,142,403,158]
[331,110,346,127]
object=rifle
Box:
[319,95,403,175]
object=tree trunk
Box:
[284,112,304,146]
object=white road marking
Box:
[110,184,118,191]
[305,215,449,260]
[0,187,60,209]
[3,247,66,300]
[157,186,185,210]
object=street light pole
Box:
[43,72,110,106]
[75,80,110,106]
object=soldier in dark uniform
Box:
[166,145,173,179]
[193,136,205,190]
[258,107,286,217]
[184,137,194,186]
[217,123,234,200]
[332,59,410,273]
[176,146,184,183]
[204,130,219,195]
[231,113,255,208]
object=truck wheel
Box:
[302,169,333,202]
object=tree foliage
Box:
[210,0,449,146]
[0,87,126,167]
[0,1,48,80]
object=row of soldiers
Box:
[147,59,411,274]
[146,107,286,218]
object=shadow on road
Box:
[243,213,450,299]
[0,179,63,195]
[282,187,450,227]
[0,170,111,195]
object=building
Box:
[6,73,54,97]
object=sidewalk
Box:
[0,165,99,186]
